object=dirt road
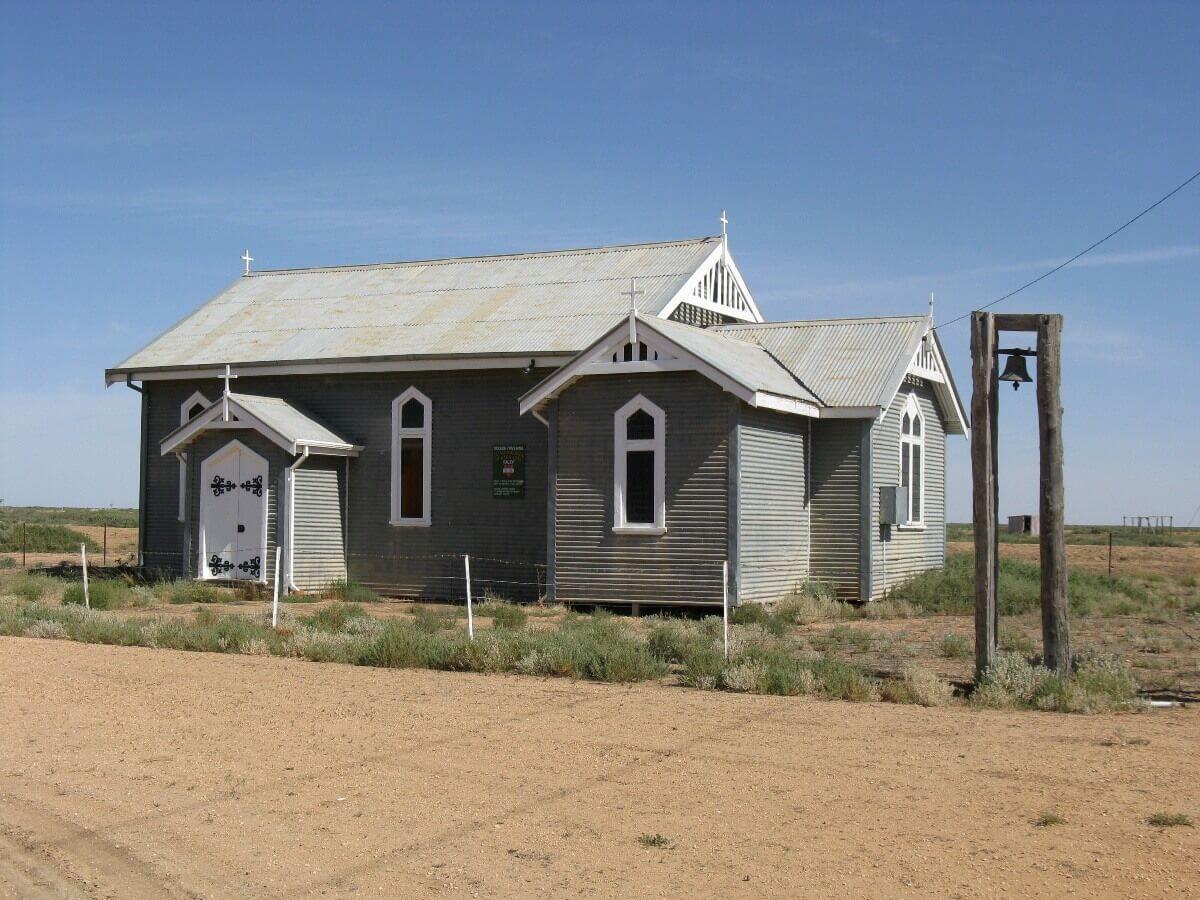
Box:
[1,638,1196,898]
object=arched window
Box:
[613,395,665,533]
[391,387,431,526]
[178,391,210,520]
[899,394,924,526]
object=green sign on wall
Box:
[492,445,526,498]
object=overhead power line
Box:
[934,167,1200,331]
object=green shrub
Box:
[1147,812,1193,828]
[307,603,368,633]
[972,650,1140,713]
[892,553,1161,618]
[3,573,54,602]
[477,601,528,630]
[0,557,16,569]
[325,579,381,603]
[63,579,134,610]
[0,522,98,553]
[163,580,229,604]
[938,633,971,659]
[730,602,786,636]
[412,604,460,633]
[646,620,701,664]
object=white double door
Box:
[199,440,267,581]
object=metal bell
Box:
[999,351,1033,390]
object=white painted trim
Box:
[197,439,270,584]
[161,395,359,457]
[751,392,820,418]
[107,354,573,386]
[898,394,926,528]
[613,394,666,533]
[285,447,311,592]
[656,243,765,324]
[580,358,693,376]
[178,391,211,521]
[390,387,432,527]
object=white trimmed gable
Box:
[658,242,764,324]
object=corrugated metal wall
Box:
[292,458,346,590]
[553,372,729,606]
[869,381,947,597]
[141,370,550,600]
[736,406,809,603]
[809,419,864,601]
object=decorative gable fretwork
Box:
[908,332,945,383]
[692,258,751,315]
[611,340,664,363]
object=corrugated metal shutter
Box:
[737,407,808,603]
[809,420,863,601]
[293,461,346,590]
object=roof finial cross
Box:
[221,364,237,421]
[242,249,254,275]
[929,291,935,318]
[623,277,644,345]
[622,276,644,314]
[720,209,729,239]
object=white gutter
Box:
[285,446,311,593]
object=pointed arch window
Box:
[391,387,431,526]
[899,394,924,527]
[613,395,665,534]
[178,391,211,520]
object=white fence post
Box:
[80,543,90,610]
[271,545,282,628]
[722,559,729,660]
[464,554,474,640]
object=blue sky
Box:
[1,1,1197,524]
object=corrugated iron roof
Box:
[714,316,927,408]
[226,393,353,449]
[111,237,721,375]
[649,318,821,404]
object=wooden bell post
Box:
[971,312,1070,680]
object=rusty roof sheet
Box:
[714,316,927,408]
[109,238,721,375]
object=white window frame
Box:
[390,387,432,527]
[613,394,666,535]
[178,391,211,521]
[898,394,925,529]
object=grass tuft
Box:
[938,633,971,659]
[324,579,381,603]
[1146,812,1192,828]
[637,833,671,848]
[1034,813,1067,827]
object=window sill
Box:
[612,525,667,536]
[390,519,431,528]
[896,523,926,532]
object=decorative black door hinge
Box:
[210,475,237,496]
[209,554,234,574]
[237,556,261,578]
[240,475,263,497]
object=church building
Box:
[105,232,966,606]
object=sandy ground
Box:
[948,541,1200,579]
[1,639,1197,899]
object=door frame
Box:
[197,438,270,583]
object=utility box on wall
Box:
[879,485,908,526]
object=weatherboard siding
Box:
[553,372,729,606]
[736,407,809,603]
[292,458,347,591]
[140,370,551,598]
[809,419,864,602]
[869,381,947,598]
